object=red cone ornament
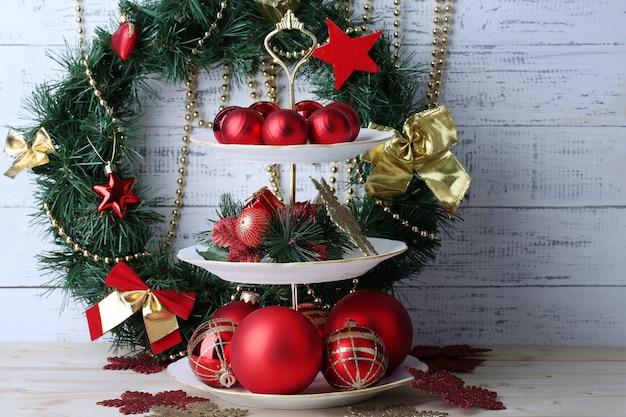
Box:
[324,289,413,371]
[111,17,138,61]
[230,306,322,394]
[187,318,238,388]
[322,319,388,390]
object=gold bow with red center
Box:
[86,262,196,354]
[4,127,54,178]
[360,106,471,216]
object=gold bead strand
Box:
[392,0,402,68]
[427,0,453,108]
[164,1,228,249]
[362,0,373,31]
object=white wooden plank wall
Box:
[1,0,624,346]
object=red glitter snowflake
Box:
[410,344,490,372]
[406,368,505,410]
[97,390,209,415]
[103,353,168,374]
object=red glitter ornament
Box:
[324,289,413,371]
[220,108,264,145]
[92,171,141,219]
[311,18,382,89]
[410,344,490,373]
[103,353,168,374]
[187,318,238,388]
[261,109,308,145]
[322,319,388,390]
[211,216,238,248]
[235,206,272,247]
[230,306,322,394]
[308,107,353,144]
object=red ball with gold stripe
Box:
[322,319,388,391]
[187,318,238,388]
[298,303,327,339]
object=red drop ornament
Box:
[324,289,413,371]
[221,108,264,145]
[187,318,238,388]
[213,106,240,143]
[111,18,138,61]
[322,319,388,390]
[326,102,361,141]
[308,107,352,144]
[230,306,322,394]
[261,109,308,145]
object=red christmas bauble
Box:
[211,292,261,325]
[212,106,240,143]
[308,107,353,144]
[322,319,388,390]
[324,290,413,371]
[295,100,323,120]
[249,101,280,118]
[326,102,361,141]
[261,109,308,146]
[298,303,328,339]
[187,318,238,388]
[221,108,264,145]
[230,306,322,394]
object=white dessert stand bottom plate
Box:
[167,355,426,409]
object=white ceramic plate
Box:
[189,128,391,164]
[176,238,407,285]
[167,355,427,409]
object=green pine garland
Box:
[14,0,455,357]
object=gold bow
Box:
[4,127,54,178]
[360,106,471,215]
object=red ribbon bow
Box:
[86,262,196,354]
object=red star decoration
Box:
[312,18,382,90]
[93,172,141,219]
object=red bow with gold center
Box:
[86,262,196,354]
[360,106,471,216]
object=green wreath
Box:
[9,0,458,357]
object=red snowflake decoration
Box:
[411,344,490,372]
[406,368,505,410]
[97,390,209,415]
[103,353,168,374]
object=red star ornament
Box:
[312,18,383,90]
[92,172,141,219]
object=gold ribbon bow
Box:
[4,127,54,178]
[360,106,471,216]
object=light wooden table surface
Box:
[1,343,624,416]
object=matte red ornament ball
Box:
[308,107,353,144]
[322,319,388,390]
[230,306,322,394]
[261,109,308,145]
[187,318,238,388]
[220,108,264,145]
[212,106,240,143]
[324,289,413,371]
[325,102,361,141]
[211,293,261,325]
